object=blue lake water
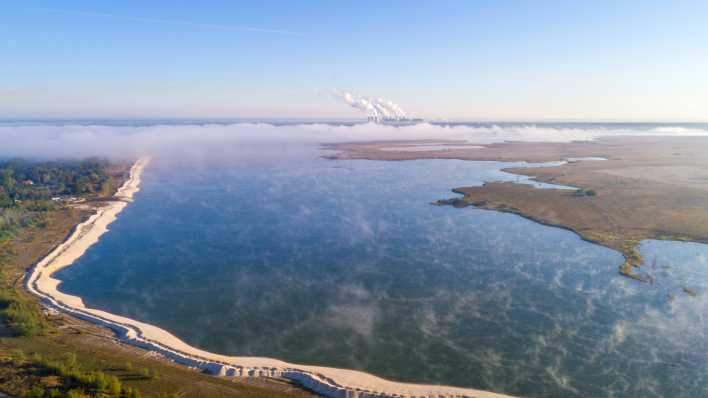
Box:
[58,148,708,398]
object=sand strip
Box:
[26,157,517,398]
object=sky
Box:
[1,1,707,121]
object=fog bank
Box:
[1,121,707,159]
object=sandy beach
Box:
[25,157,516,398]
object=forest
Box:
[0,158,117,239]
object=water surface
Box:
[59,148,708,397]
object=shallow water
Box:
[58,149,708,398]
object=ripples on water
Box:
[58,147,708,398]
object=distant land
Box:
[327,135,708,282]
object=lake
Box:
[58,145,708,397]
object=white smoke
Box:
[339,91,408,122]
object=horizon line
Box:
[1,116,708,125]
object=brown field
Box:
[328,136,708,281]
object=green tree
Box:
[107,374,122,395]
[1,169,15,195]
[0,186,12,207]
[99,176,114,197]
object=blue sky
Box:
[1,1,707,120]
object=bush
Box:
[10,352,137,398]
[10,348,26,363]
[0,291,48,337]
[63,352,78,370]
[26,385,45,398]
[0,207,39,239]
[66,389,86,398]
[124,387,142,398]
[45,389,61,398]
[107,375,122,395]
[91,371,110,391]
[573,188,597,197]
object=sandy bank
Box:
[26,157,516,398]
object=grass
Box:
[0,219,52,338]
[4,349,131,398]
[0,290,48,337]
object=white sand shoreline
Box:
[25,157,517,398]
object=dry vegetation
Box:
[329,136,708,281]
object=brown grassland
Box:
[328,136,708,282]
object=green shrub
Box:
[25,385,45,398]
[141,367,151,379]
[10,351,138,398]
[63,352,78,370]
[90,371,110,391]
[124,387,142,398]
[0,291,48,337]
[10,348,26,363]
[572,188,597,197]
[45,389,61,398]
[65,389,86,398]
[107,374,122,395]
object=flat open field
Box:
[328,136,708,280]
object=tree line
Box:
[0,158,119,240]
[0,157,115,207]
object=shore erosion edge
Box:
[25,157,516,398]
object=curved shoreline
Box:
[25,157,516,398]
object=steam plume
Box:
[338,92,408,123]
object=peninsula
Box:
[326,136,708,281]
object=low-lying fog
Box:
[2,121,708,160]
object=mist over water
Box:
[2,120,708,160]
[54,142,708,398]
